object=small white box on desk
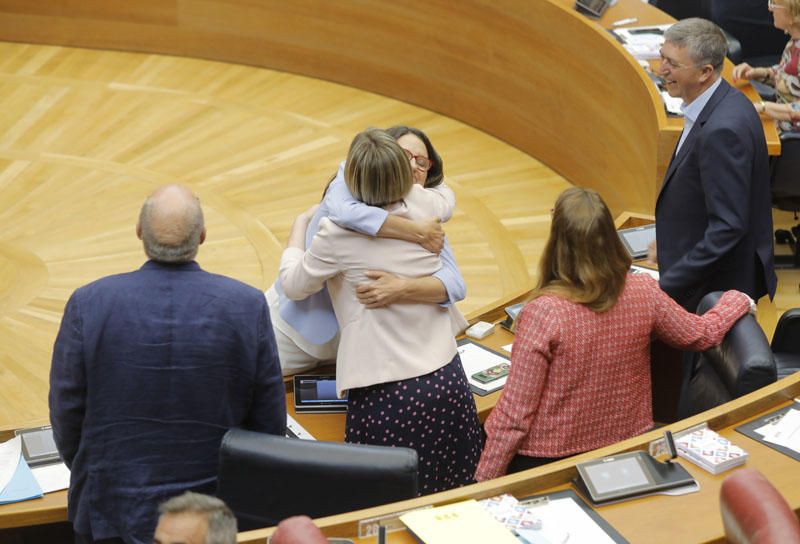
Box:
[466,321,495,340]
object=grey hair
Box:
[664,18,727,73]
[138,191,204,263]
[158,492,237,544]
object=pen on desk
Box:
[612,17,638,27]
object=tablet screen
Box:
[575,0,610,17]
[582,457,650,494]
[20,429,58,458]
[618,224,656,258]
[15,426,62,466]
[294,376,348,408]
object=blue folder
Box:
[0,455,43,504]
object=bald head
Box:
[137,184,205,263]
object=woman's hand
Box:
[356,271,408,308]
[732,62,755,82]
[416,218,445,253]
[646,239,657,266]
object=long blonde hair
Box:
[533,187,632,312]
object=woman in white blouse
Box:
[279,128,481,494]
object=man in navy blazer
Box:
[50,185,286,544]
[655,18,776,313]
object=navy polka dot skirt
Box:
[345,353,482,495]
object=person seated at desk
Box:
[475,187,752,481]
[267,125,466,376]
[732,0,800,203]
[154,492,236,544]
[280,128,481,494]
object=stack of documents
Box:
[754,407,800,453]
[400,499,519,544]
[480,494,570,544]
[0,437,43,504]
[675,427,748,474]
[611,24,670,60]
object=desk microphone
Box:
[664,430,678,464]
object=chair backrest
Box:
[685,292,776,415]
[772,308,800,354]
[720,468,800,544]
[770,308,800,379]
[217,428,418,530]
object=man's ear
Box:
[699,64,715,84]
[136,222,142,240]
[199,228,206,245]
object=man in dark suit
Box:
[655,18,776,313]
[50,184,286,544]
[653,18,776,419]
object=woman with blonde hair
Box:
[475,187,752,480]
[280,128,481,494]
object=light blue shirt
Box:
[276,161,466,344]
[676,77,722,154]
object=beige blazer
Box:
[280,184,468,396]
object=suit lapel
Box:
[657,80,731,206]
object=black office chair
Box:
[771,138,800,268]
[650,0,743,64]
[770,308,800,379]
[683,292,777,417]
[217,428,419,531]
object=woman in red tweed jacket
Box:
[475,187,752,481]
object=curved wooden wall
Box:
[0,0,664,215]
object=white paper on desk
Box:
[761,409,800,452]
[31,462,70,494]
[660,91,684,115]
[623,43,661,60]
[519,497,616,544]
[631,265,659,280]
[614,24,670,45]
[502,343,513,353]
[0,436,21,494]
[458,342,511,393]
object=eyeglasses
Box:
[768,0,787,8]
[402,148,433,171]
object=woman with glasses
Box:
[732,0,800,204]
[266,125,465,376]
[475,187,752,481]
[280,129,481,494]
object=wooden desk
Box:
[238,372,800,544]
[0,327,514,530]
[289,327,515,443]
